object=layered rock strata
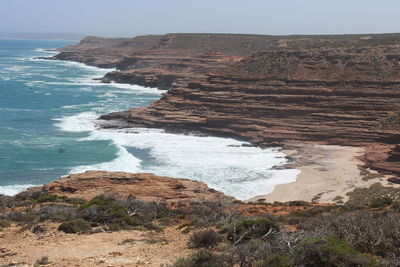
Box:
[100,45,400,176]
[50,33,400,178]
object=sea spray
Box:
[54,112,299,199]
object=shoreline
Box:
[38,55,396,204]
[2,49,298,200]
[249,143,394,203]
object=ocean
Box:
[0,39,299,199]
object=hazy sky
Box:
[1,0,399,37]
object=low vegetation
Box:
[2,183,400,266]
[58,218,92,234]
[358,167,385,181]
[346,182,400,207]
[188,229,221,248]
[33,256,50,267]
[0,219,11,230]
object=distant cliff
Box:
[50,33,400,178]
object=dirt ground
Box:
[0,223,191,267]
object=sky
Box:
[0,0,399,37]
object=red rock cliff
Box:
[51,33,400,178]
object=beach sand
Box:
[249,144,392,203]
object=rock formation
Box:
[48,33,400,178]
[34,171,233,203]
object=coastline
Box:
[38,45,398,204]
[43,56,391,204]
[249,143,394,203]
[1,49,298,200]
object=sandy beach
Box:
[249,143,393,203]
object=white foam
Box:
[54,112,299,200]
[35,48,57,54]
[54,112,141,174]
[4,65,30,72]
[108,82,167,94]
[27,53,164,96]
[41,55,299,200]
[0,184,37,196]
[53,112,97,132]
[33,77,164,97]
[103,128,299,199]
[48,59,115,73]
[0,108,37,112]
[40,73,60,79]
[61,102,97,110]
[27,57,115,75]
[70,146,141,173]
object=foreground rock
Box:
[36,171,234,203]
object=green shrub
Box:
[168,250,229,267]
[0,219,11,228]
[286,201,310,207]
[78,196,137,229]
[186,201,231,227]
[234,238,272,266]
[346,183,400,208]
[65,197,86,205]
[58,218,91,234]
[34,256,49,266]
[333,196,344,204]
[118,238,135,245]
[0,194,12,208]
[119,196,171,222]
[369,196,393,208]
[32,225,46,234]
[228,218,278,244]
[296,237,379,267]
[36,204,76,222]
[303,210,400,257]
[358,167,384,181]
[284,206,338,226]
[6,211,37,224]
[189,229,221,248]
[255,253,294,267]
[36,194,60,203]
[35,194,85,205]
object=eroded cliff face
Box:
[51,35,163,68]
[100,50,241,90]
[50,33,400,178]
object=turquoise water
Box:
[0,39,162,193]
[0,39,299,199]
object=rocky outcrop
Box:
[37,171,234,203]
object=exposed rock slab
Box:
[39,171,234,203]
